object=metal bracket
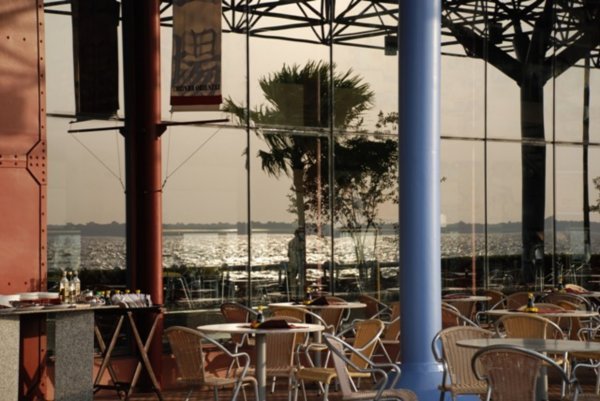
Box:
[27,140,47,185]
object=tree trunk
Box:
[520,73,546,285]
[583,55,591,266]
[292,167,307,291]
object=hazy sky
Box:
[43,9,600,226]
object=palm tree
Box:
[223,60,374,291]
[223,60,373,228]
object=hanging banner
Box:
[170,0,222,111]
[71,0,120,118]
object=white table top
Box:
[565,291,600,298]
[197,322,324,335]
[268,301,366,310]
[482,309,599,318]
[457,338,600,353]
[443,295,492,302]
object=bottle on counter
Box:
[71,270,81,301]
[59,270,70,303]
[67,271,74,303]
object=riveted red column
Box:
[122,0,164,384]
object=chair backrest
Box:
[271,306,307,322]
[515,303,569,331]
[383,317,401,341]
[221,302,252,323]
[433,326,493,394]
[389,302,401,321]
[551,300,582,340]
[442,305,477,329]
[544,292,591,311]
[326,334,360,398]
[482,289,506,309]
[358,294,387,319]
[165,326,208,383]
[505,292,531,310]
[495,313,565,339]
[265,316,301,369]
[318,297,347,331]
[472,345,572,401]
[350,319,385,369]
[221,302,254,344]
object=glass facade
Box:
[44,3,600,316]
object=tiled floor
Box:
[93,378,595,401]
[94,385,330,401]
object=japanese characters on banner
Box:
[170,0,222,111]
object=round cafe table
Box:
[197,322,323,401]
[268,301,366,310]
[482,308,599,319]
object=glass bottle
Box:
[72,270,81,300]
[557,276,565,292]
[67,271,74,303]
[59,270,70,303]
[525,292,538,313]
[256,305,265,323]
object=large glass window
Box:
[43,2,600,317]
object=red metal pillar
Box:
[0,1,48,399]
[122,0,164,384]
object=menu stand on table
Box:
[93,306,164,401]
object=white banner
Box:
[170,0,222,111]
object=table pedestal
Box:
[55,311,94,401]
[255,334,267,401]
[0,308,94,401]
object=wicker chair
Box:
[296,319,385,401]
[220,302,258,375]
[481,289,506,310]
[249,316,302,401]
[165,326,259,401]
[571,327,600,395]
[475,289,506,328]
[358,294,392,320]
[505,292,532,310]
[572,361,600,398]
[432,326,494,401]
[544,292,592,311]
[220,302,258,349]
[514,303,573,336]
[472,344,578,401]
[441,305,478,329]
[495,312,570,395]
[494,313,565,340]
[270,305,336,367]
[443,295,477,321]
[319,296,351,334]
[323,333,418,401]
[371,301,401,363]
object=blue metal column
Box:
[396,0,443,399]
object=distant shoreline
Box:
[48,219,600,237]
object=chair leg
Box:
[287,376,293,401]
[322,383,329,401]
[378,341,394,364]
[271,376,277,393]
[213,386,219,401]
[184,387,194,401]
[301,379,308,401]
[293,377,299,401]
